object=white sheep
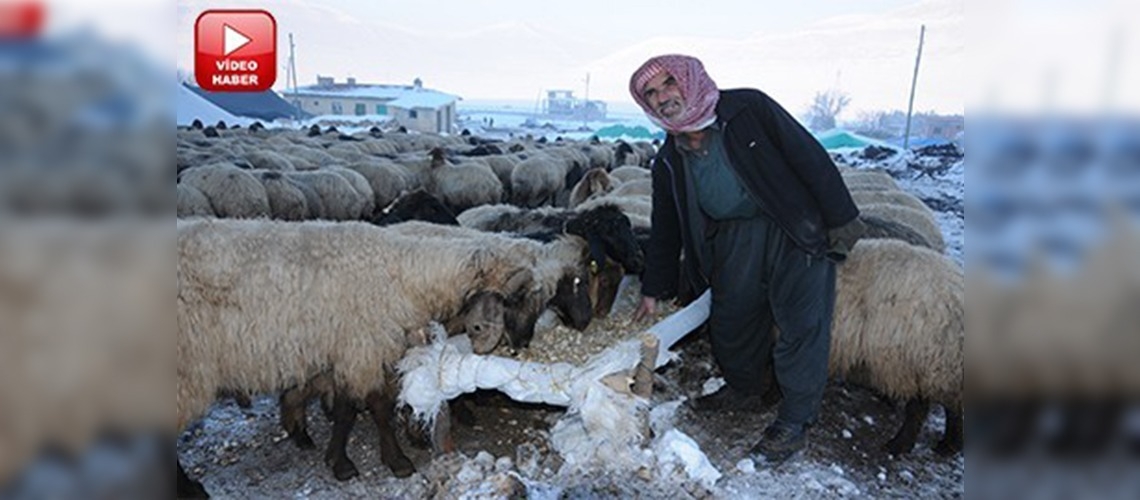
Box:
[176,218,541,493]
[841,169,900,191]
[284,170,365,220]
[176,184,214,217]
[344,160,412,211]
[569,168,619,209]
[326,165,378,219]
[510,153,564,208]
[858,203,945,252]
[609,165,651,184]
[609,178,652,198]
[829,238,963,455]
[851,190,933,217]
[254,170,309,221]
[178,162,270,219]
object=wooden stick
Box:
[633,334,659,398]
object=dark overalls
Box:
[680,124,836,428]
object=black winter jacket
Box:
[642,88,859,299]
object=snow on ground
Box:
[831,143,966,265]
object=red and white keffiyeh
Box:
[629,54,719,134]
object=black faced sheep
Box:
[372,189,458,226]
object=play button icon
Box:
[222,25,251,57]
[195,10,276,92]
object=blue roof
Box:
[184,84,306,122]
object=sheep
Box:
[278,290,509,480]
[581,144,615,171]
[632,141,657,166]
[609,165,651,184]
[613,141,642,167]
[279,144,338,170]
[858,203,946,252]
[851,190,934,216]
[609,178,653,198]
[372,189,458,226]
[344,160,411,210]
[177,184,215,218]
[255,170,309,221]
[457,202,647,319]
[569,168,619,208]
[288,176,326,219]
[177,162,270,219]
[284,170,366,220]
[841,169,900,191]
[510,154,564,208]
[176,218,542,495]
[382,221,595,343]
[858,214,937,250]
[426,148,503,214]
[482,154,520,199]
[326,166,378,218]
[830,239,964,455]
[576,194,652,225]
[244,150,296,171]
[455,203,645,272]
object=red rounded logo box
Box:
[195,9,276,92]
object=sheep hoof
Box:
[289,431,316,450]
[330,460,359,481]
[883,437,916,456]
[386,456,415,478]
[934,438,962,457]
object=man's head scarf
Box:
[629,54,719,134]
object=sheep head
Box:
[565,204,645,275]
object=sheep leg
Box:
[935,403,964,456]
[177,459,209,498]
[279,386,316,450]
[324,393,360,481]
[885,398,930,455]
[364,389,416,478]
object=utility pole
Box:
[287,33,300,121]
[903,25,925,150]
[583,72,590,128]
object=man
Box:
[629,54,864,463]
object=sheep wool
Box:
[178,162,270,219]
[285,170,365,221]
[176,218,539,431]
[177,183,214,218]
[858,203,945,252]
[256,170,309,221]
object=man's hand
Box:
[632,296,657,322]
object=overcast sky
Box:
[173,0,969,118]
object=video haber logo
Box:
[195,10,276,92]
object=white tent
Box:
[176,82,246,127]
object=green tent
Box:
[594,124,665,141]
[813,128,896,151]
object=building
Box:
[542,90,606,121]
[284,76,459,134]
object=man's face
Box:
[641,71,684,119]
